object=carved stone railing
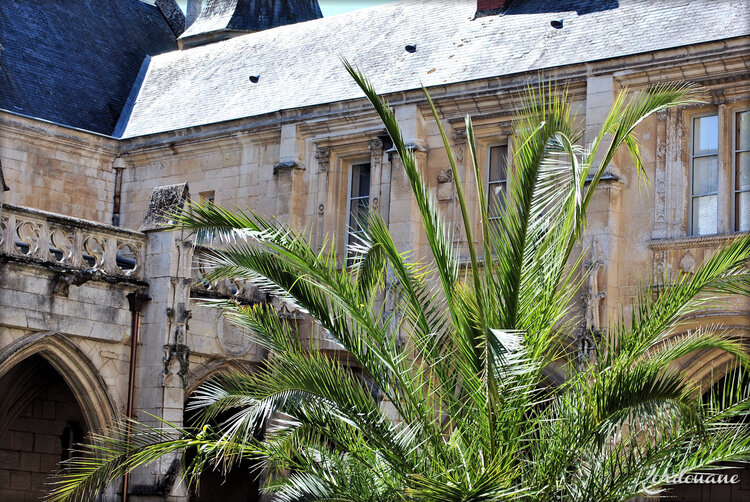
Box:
[0,204,147,280]
[650,232,749,286]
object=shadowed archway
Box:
[185,363,262,502]
[0,332,118,501]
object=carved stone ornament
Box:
[657,142,667,158]
[315,147,330,173]
[140,182,190,232]
[163,343,190,388]
[273,160,305,174]
[679,251,697,274]
[576,329,602,367]
[437,168,453,184]
[218,317,253,356]
[368,138,384,151]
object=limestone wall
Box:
[0,113,118,224]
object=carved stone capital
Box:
[315,147,330,172]
[368,138,384,152]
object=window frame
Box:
[486,143,509,228]
[732,109,750,232]
[344,160,372,259]
[688,111,720,236]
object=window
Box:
[689,109,750,236]
[690,114,719,235]
[734,111,750,232]
[346,162,371,256]
[487,145,508,228]
[196,190,216,245]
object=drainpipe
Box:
[123,292,150,502]
[112,156,126,227]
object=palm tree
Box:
[49,63,750,502]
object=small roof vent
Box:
[405,43,417,53]
[551,19,564,29]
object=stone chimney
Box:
[179,0,323,49]
[476,0,509,17]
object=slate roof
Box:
[180,0,322,41]
[116,0,750,138]
[0,0,176,135]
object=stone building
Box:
[0,0,748,500]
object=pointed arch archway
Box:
[0,331,118,434]
[185,359,262,502]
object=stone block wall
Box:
[0,113,118,224]
[0,373,86,502]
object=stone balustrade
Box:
[0,204,147,280]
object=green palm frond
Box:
[49,62,749,502]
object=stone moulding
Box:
[649,232,749,251]
[0,203,147,280]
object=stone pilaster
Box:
[130,183,193,501]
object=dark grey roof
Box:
[180,0,322,43]
[0,0,177,135]
[118,0,749,138]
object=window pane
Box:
[738,111,750,151]
[488,181,505,219]
[736,191,750,232]
[349,198,369,230]
[692,195,717,235]
[350,163,371,199]
[692,155,718,195]
[737,152,750,190]
[489,145,507,182]
[693,115,718,156]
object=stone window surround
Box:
[652,87,750,242]
[686,104,749,236]
[451,123,513,244]
[316,137,384,262]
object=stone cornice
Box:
[0,111,118,158]
[650,232,749,250]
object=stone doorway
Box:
[0,355,89,501]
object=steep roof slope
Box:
[0,0,176,135]
[118,0,749,138]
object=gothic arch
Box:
[0,331,118,433]
[665,312,749,390]
[186,359,254,398]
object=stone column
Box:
[130,183,193,501]
[314,146,330,251]
[368,138,386,221]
